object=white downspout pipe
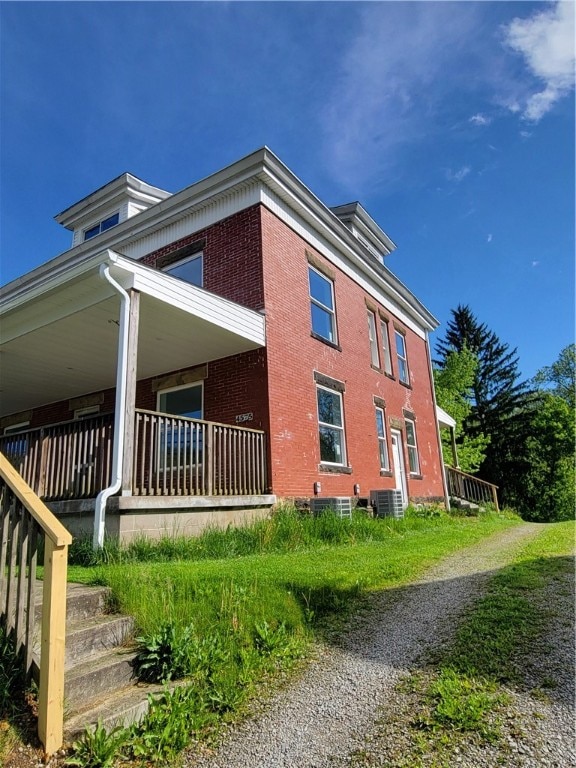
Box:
[93,264,131,549]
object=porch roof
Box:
[0,251,266,418]
[436,405,456,429]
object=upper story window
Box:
[375,406,389,471]
[309,266,336,344]
[317,385,346,466]
[404,417,420,475]
[367,311,380,368]
[162,252,203,288]
[83,212,119,241]
[395,330,410,385]
[381,319,393,376]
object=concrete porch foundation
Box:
[48,495,276,542]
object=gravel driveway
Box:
[186,523,575,768]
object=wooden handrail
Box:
[0,454,72,546]
[135,407,266,434]
[0,452,71,758]
[444,465,499,512]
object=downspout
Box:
[93,264,130,548]
[425,331,451,512]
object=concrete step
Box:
[34,582,112,624]
[65,646,138,711]
[64,682,171,743]
[65,614,135,666]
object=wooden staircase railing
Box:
[444,465,499,512]
[0,452,72,758]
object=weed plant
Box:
[0,621,35,763]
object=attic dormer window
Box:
[83,212,120,241]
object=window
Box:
[74,406,100,420]
[381,319,393,375]
[317,385,346,465]
[157,383,204,470]
[404,418,420,474]
[162,252,203,288]
[3,421,30,435]
[157,383,203,420]
[395,330,410,385]
[84,212,119,241]
[2,422,30,466]
[309,266,336,343]
[375,407,389,470]
[367,311,380,368]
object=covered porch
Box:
[0,250,273,542]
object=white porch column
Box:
[121,289,140,495]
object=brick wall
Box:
[141,204,264,310]
[260,205,445,502]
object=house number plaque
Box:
[235,412,254,424]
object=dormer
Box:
[330,202,396,263]
[55,173,172,248]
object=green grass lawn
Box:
[67,508,520,637]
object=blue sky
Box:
[1,1,574,381]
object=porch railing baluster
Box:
[130,409,267,498]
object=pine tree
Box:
[435,305,536,500]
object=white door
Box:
[391,429,408,509]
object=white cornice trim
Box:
[2,147,437,332]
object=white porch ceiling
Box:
[0,252,266,418]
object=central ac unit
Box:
[310,496,353,519]
[370,489,404,519]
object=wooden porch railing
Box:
[445,465,499,511]
[133,409,267,496]
[0,413,114,501]
[0,452,72,757]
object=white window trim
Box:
[405,417,420,475]
[375,406,390,471]
[367,311,380,368]
[162,251,203,287]
[309,265,337,344]
[316,384,346,466]
[3,421,30,435]
[381,319,393,376]
[395,330,410,385]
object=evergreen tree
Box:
[435,305,536,502]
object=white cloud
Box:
[532,260,541,268]
[503,1,575,121]
[469,113,492,126]
[319,1,573,192]
[487,234,493,243]
[320,3,481,190]
[446,166,471,183]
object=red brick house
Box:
[0,148,449,544]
